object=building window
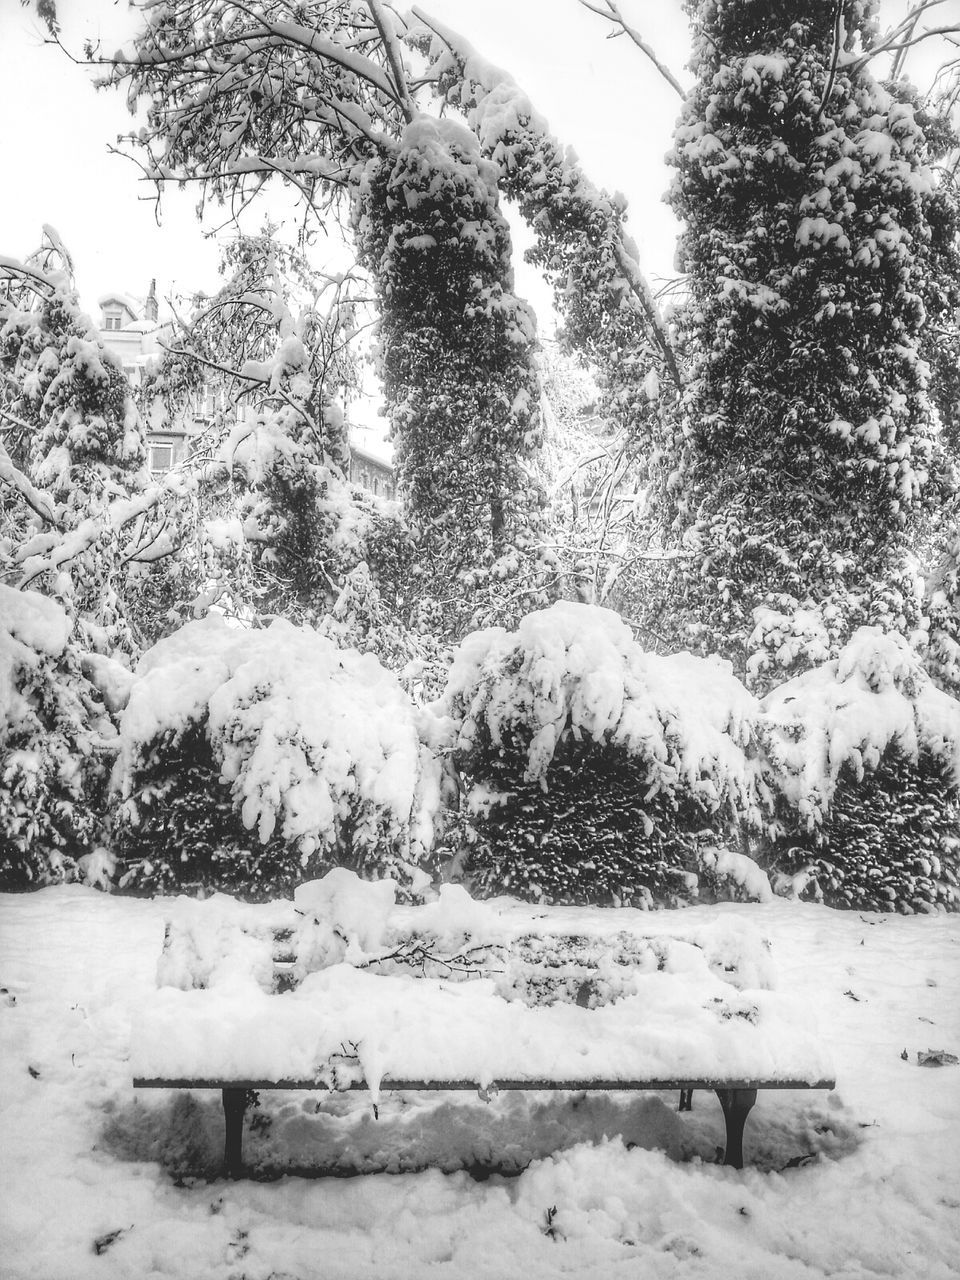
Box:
[148,441,175,476]
[103,309,123,331]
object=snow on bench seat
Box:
[132,962,834,1096]
[132,873,835,1173]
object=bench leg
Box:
[222,1088,247,1179]
[715,1088,757,1169]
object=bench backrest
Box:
[156,894,777,1011]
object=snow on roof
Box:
[348,424,394,468]
[97,292,143,319]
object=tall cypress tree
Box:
[353,117,555,637]
[664,0,960,686]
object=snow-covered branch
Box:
[367,0,416,123]
[409,8,682,392]
[0,441,60,528]
[0,254,59,294]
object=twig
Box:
[579,0,685,98]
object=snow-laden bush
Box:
[760,628,960,911]
[435,601,767,906]
[0,585,116,887]
[922,529,960,700]
[112,616,442,897]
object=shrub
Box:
[0,586,113,888]
[112,722,308,899]
[760,628,960,911]
[456,726,724,906]
[769,746,958,912]
[436,601,765,907]
[112,616,442,897]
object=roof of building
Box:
[348,424,393,467]
[97,292,143,318]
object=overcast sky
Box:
[0,0,945,329]
[0,0,693,326]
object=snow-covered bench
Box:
[131,874,836,1176]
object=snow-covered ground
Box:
[1,886,958,1279]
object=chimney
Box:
[145,279,158,323]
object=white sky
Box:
[0,0,693,326]
[0,1,948,327]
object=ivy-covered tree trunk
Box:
[353,117,556,637]
[664,0,960,686]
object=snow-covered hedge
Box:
[0,586,115,888]
[112,616,442,897]
[760,629,960,911]
[435,601,768,907]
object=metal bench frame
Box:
[133,1074,835,1175]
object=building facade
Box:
[98,284,394,494]
[97,282,206,476]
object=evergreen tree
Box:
[0,238,192,655]
[0,585,113,888]
[663,0,960,685]
[414,20,680,622]
[102,2,559,640]
[353,117,556,636]
[923,527,960,697]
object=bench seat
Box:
[132,879,836,1176]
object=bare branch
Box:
[845,0,959,75]
[815,1,844,123]
[579,0,685,98]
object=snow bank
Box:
[436,601,763,821]
[115,616,442,859]
[5,885,959,1279]
[759,627,960,826]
